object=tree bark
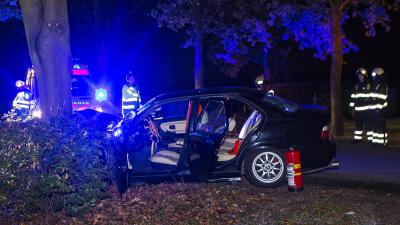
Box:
[329,2,344,136]
[194,26,204,89]
[19,0,72,118]
[263,51,272,82]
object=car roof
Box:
[153,87,264,102]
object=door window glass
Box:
[196,101,226,134]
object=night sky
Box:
[0,4,399,114]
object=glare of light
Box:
[95,88,107,102]
[94,107,103,112]
[24,93,30,100]
[32,109,41,118]
[257,80,263,85]
[372,72,376,76]
[114,129,122,137]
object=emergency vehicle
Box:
[15,61,108,114]
[70,62,107,112]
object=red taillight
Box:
[321,125,330,140]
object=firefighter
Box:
[349,67,371,142]
[122,71,141,117]
[255,75,274,95]
[12,80,33,118]
[369,67,388,145]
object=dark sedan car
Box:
[108,87,337,193]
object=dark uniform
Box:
[349,69,371,142]
[255,75,274,95]
[369,68,388,145]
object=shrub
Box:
[0,114,112,218]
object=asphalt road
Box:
[307,142,400,187]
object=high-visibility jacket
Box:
[122,83,141,116]
[12,91,33,110]
[369,81,388,110]
[349,81,371,111]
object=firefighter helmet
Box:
[371,67,384,77]
[255,75,265,86]
[15,80,25,88]
[356,67,367,77]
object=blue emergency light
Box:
[95,88,107,102]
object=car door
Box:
[187,99,228,180]
[151,100,188,141]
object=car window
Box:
[262,95,299,113]
[152,100,189,120]
[150,100,189,121]
[196,100,226,134]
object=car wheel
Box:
[244,148,286,187]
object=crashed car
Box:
[108,87,337,193]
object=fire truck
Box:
[15,61,107,115]
[70,62,107,112]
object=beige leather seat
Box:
[217,118,237,162]
[150,150,180,166]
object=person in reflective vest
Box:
[13,80,34,118]
[369,67,388,145]
[122,71,141,117]
[349,67,371,142]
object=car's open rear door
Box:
[186,99,228,180]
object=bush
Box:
[0,114,112,218]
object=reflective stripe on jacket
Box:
[122,84,141,112]
[13,92,33,109]
[369,82,388,110]
[349,82,370,111]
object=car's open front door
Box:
[186,99,228,180]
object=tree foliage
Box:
[271,0,393,59]
[151,0,231,88]
[0,0,20,21]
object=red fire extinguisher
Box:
[285,146,303,192]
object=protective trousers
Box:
[353,110,372,141]
[371,109,387,145]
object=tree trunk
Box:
[263,51,272,82]
[19,0,72,118]
[329,3,344,136]
[194,27,204,89]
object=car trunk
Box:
[290,105,335,170]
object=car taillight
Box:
[321,125,330,140]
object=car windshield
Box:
[137,97,155,115]
[262,95,300,113]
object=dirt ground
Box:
[2,119,399,225]
[2,178,400,225]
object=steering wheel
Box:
[144,117,161,142]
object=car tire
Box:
[244,148,286,187]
